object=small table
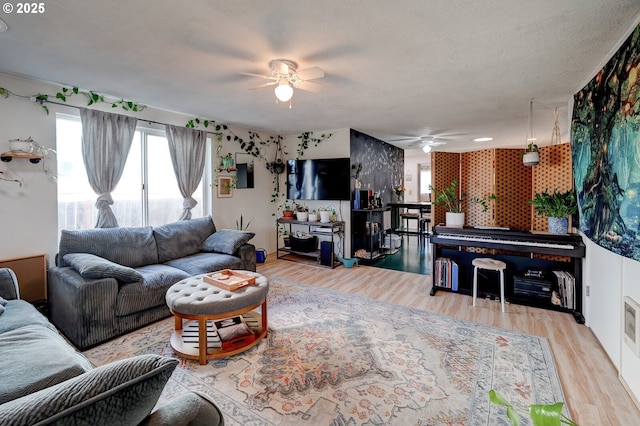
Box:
[165,271,269,365]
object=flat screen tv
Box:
[286,158,351,201]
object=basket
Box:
[290,236,318,252]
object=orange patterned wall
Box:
[431,152,460,226]
[461,149,495,227]
[495,149,532,229]
[432,145,571,232]
[532,143,574,231]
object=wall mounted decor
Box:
[217,176,233,198]
[571,23,640,261]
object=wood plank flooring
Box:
[257,257,640,425]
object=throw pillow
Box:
[202,229,255,255]
[0,354,178,426]
[0,296,7,316]
[63,253,143,283]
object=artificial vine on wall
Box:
[1,83,333,207]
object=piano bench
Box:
[472,258,507,313]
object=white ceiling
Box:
[1,1,639,153]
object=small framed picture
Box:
[217,176,233,198]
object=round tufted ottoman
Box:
[166,271,269,364]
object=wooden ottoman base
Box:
[169,298,268,365]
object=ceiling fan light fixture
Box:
[473,137,493,142]
[274,83,294,102]
[422,145,432,153]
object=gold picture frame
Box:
[217,176,233,198]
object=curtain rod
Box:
[41,99,190,129]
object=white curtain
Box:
[165,125,207,220]
[80,108,137,228]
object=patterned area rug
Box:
[83,278,567,425]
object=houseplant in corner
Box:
[528,189,577,234]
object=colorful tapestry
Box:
[83,278,568,425]
[571,23,640,260]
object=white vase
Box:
[319,211,331,223]
[296,212,308,221]
[308,213,319,222]
[523,151,539,166]
[446,212,465,228]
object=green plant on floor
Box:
[528,189,577,218]
[489,390,578,426]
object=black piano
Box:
[430,225,586,323]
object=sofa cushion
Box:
[64,253,144,283]
[0,324,93,404]
[0,354,178,426]
[115,264,190,317]
[0,299,57,335]
[58,226,158,268]
[153,216,216,263]
[165,252,244,276]
[202,229,255,255]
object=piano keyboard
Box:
[436,233,575,250]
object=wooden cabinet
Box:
[0,254,47,302]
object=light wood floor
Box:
[257,257,640,425]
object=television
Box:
[286,158,351,201]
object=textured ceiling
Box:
[0,0,639,152]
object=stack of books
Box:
[434,257,459,291]
[551,271,575,309]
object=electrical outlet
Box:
[586,285,590,297]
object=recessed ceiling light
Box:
[0,18,8,32]
[473,137,493,142]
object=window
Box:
[419,163,431,201]
[56,114,210,233]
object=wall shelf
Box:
[1,152,44,163]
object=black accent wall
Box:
[349,129,404,206]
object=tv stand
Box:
[276,218,344,269]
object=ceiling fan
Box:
[241,59,325,104]
[393,136,447,152]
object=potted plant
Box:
[528,189,577,234]
[521,142,540,166]
[430,180,495,228]
[280,200,295,220]
[221,153,234,168]
[308,209,319,222]
[318,206,333,223]
[294,202,309,221]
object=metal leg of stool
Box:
[472,266,478,307]
[500,269,505,312]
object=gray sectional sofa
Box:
[48,216,256,350]
[0,267,224,425]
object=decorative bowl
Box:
[339,258,358,268]
[9,140,33,153]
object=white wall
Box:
[404,150,430,201]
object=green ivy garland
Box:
[0,84,333,208]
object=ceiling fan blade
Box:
[272,60,290,75]
[240,72,274,80]
[249,81,277,90]
[429,141,447,147]
[296,80,322,93]
[296,67,325,81]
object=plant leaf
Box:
[529,402,564,426]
